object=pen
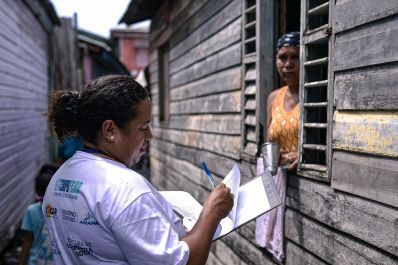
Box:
[201,162,216,189]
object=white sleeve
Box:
[111,192,190,265]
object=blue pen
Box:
[201,162,216,189]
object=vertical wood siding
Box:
[0,0,49,250]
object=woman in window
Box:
[267,32,300,171]
[44,75,234,265]
[256,32,300,262]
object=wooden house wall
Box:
[0,0,51,250]
[148,0,398,264]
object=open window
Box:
[298,0,332,180]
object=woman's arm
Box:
[18,231,33,265]
[182,183,234,265]
[266,89,280,141]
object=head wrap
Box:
[276,32,300,52]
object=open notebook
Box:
[160,164,282,240]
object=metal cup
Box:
[260,142,280,176]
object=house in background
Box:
[120,0,398,264]
[111,25,150,77]
[78,29,130,83]
[0,0,59,251]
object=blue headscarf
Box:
[276,32,300,52]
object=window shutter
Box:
[298,0,332,180]
[241,0,275,160]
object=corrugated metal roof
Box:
[119,0,164,25]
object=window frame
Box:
[297,0,333,181]
[240,0,278,162]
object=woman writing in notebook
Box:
[44,75,234,265]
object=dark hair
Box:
[48,75,149,144]
[35,164,59,196]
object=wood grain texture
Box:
[170,42,241,87]
[169,0,237,58]
[332,151,398,207]
[285,209,398,264]
[333,111,398,157]
[285,241,328,265]
[334,63,398,110]
[170,67,241,101]
[334,0,398,33]
[170,18,241,74]
[153,114,241,135]
[334,15,398,71]
[287,175,398,256]
[153,127,241,159]
[170,91,241,115]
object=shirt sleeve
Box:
[111,192,190,265]
[20,206,33,232]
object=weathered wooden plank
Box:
[150,156,210,203]
[170,91,241,115]
[334,63,398,110]
[211,240,246,265]
[333,111,398,157]
[153,128,241,159]
[221,230,277,265]
[332,151,398,208]
[334,0,398,33]
[150,139,257,185]
[334,15,398,71]
[150,0,209,48]
[152,114,241,135]
[287,175,398,256]
[285,209,398,264]
[170,67,241,101]
[170,18,241,74]
[170,43,241,87]
[169,0,237,57]
[285,241,328,265]
[0,72,48,95]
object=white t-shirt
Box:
[43,151,189,265]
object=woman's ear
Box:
[101,120,117,142]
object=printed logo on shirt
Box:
[53,179,83,200]
[45,204,58,218]
[66,237,93,257]
[62,209,78,223]
[79,211,99,225]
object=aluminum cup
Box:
[260,142,280,176]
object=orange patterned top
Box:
[268,86,299,152]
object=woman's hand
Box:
[182,183,234,265]
[280,150,298,171]
[202,183,234,222]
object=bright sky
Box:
[51,0,132,38]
